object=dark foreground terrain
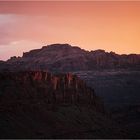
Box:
[74,69,140,138]
[0,71,132,139]
[0,44,140,138]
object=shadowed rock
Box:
[0,71,104,111]
[1,44,140,72]
[0,71,131,138]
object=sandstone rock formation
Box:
[0,71,129,139]
[0,71,104,112]
[1,43,139,72]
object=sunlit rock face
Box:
[0,71,104,112]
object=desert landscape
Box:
[0,1,140,139]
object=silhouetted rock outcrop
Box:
[1,43,139,72]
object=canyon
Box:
[0,44,140,138]
[0,71,123,138]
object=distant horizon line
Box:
[1,43,140,61]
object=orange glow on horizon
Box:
[0,1,140,60]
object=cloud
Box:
[0,14,18,44]
[0,14,50,44]
[0,40,42,60]
[0,1,140,60]
[0,14,48,60]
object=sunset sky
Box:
[0,1,140,60]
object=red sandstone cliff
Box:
[0,71,104,112]
[0,71,129,139]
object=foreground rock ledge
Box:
[0,71,127,139]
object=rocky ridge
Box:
[0,71,104,112]
[1,43,140,72]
